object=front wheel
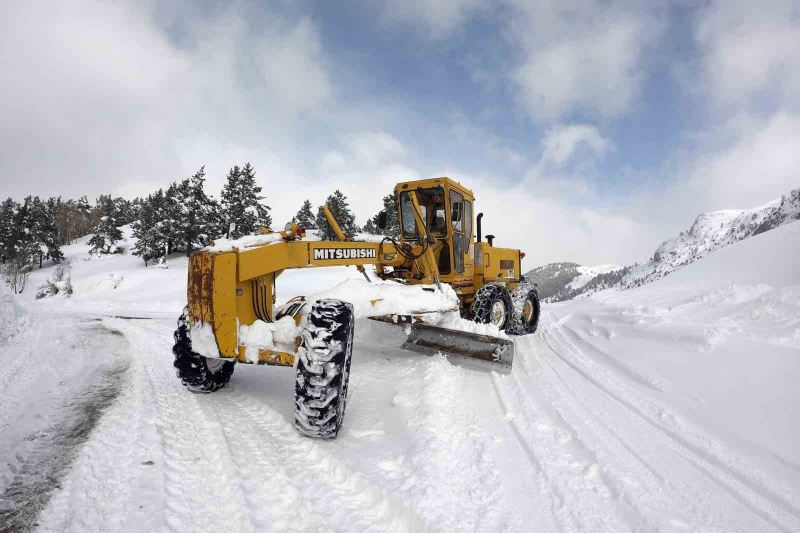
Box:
[509,284,540,335]
[471,284,514,330]
[173,309,235,393]
[294,299,355,439]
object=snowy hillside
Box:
[1,212,799,530]
[527,187,800,300]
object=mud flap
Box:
[400,323,514,373]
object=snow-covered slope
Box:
[567,264,624,290]
[527,187,800,300]
[622,187,800,289]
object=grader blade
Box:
[401,323,514,373]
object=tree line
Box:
[1,161,402,291]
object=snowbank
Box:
[559,220,800,464]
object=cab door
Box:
[449,190,466,274]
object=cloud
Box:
[687,112,800,209]
[0,0,333,201]
[315,131,418,223]
[505,0,665,122]
[375,0,485,37]
[695,0,800,110]
[667,1,800,213]
[538,124,610,167]
[465,176,652,267]
[255,17,331,114]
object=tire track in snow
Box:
[523,333,733,531]
[122,319,255,533]
[384,356,516,531]
[489,352,641,532]
[117,318,428,532]
[211,388,428,532]
[33,322,157,533]
[536,312,800,533]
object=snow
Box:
[238,316,300,360]
[307,278,459,318]
[353,233,389,243]
[566,263,623,290]
[188,321,221,359]
[1,220,799,532]
[204,232,285,252]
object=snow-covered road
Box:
[1,223,798,532]
[26,311,799,532]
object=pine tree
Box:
[315,190,358,241]
[132,190,169,265]
[88,195,123,255]
[362,218,377,234]
[294,199,317,229]
[0,198,17,263]
[366,191,399,236]
[75,195,93,237]
[219,163,272,239]
[39,197,64,265]
[173,167,221,256]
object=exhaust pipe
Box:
[477,213,483,242]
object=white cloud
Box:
[255,17,331,114]
[376,0,485,37]
[316,131,417,222]
[695,0,800,109]
[505,0,665,122]
[466,176,652,267]
[688,112,800,209]
[538,124,610,167]
[0,0,333,200]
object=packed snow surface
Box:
[1,222,799,532]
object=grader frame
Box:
[185,177,527,369]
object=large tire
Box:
[294,299,354,439]
[509,283,540,335]
[173,309,235,393]
[471,283,514,330]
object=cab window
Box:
[399,188,446,238]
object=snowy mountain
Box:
[524,262,628,301]
[526,186,800,300]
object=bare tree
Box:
[1,255,31,294]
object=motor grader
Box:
[173,177,540,438]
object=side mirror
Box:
[377,211,388,230]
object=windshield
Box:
[400,187,446,238]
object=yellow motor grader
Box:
[173,177,540,438]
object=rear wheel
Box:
[471,284,513,330]
[509,284,540,335]
[173,309,235,393]
[294,299,354,439]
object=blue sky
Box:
[1,0,798,266]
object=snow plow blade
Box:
[401,323,514,373]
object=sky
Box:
[1,0,798,268]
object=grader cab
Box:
[173,177,540,438]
